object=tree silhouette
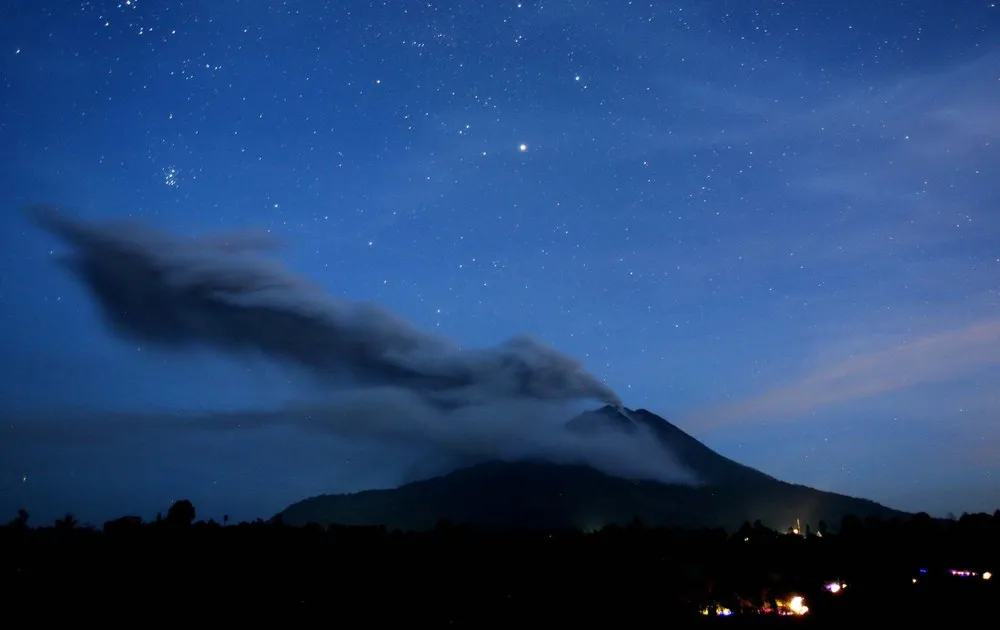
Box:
[734,520,753,541]
[1,504,1000,621]
[166,499,196,526]
[55,513,78,530]
[6,508,30,530]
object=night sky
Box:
[2,0,998,525]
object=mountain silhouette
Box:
[278,406,906,531]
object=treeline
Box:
[3,502,998,623]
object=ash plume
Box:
[26,205,691,485]
[29,205,621,409]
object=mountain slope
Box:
[279,406,906,531]
[568,406,780,487]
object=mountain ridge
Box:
[569,405,781,487]
[279,406,907,531]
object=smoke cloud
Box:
[30,205,622,409]
[199,391,694,483]
[28,206,692,485]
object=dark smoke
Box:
[27,206,693,485]
[30,205,622,410]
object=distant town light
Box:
[788,596,809,615]
[984,571,992,581]
[774,596,809,616]
[700,604,732,617]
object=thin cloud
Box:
[683,318,1000,430]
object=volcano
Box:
[277,406,906,531]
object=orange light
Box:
[788,596,809,615]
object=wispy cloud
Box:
[683,318,1000,430]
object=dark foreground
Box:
[3,504,998,624]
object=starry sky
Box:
[2,0,999,525]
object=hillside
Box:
[279,406,906,531]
